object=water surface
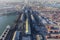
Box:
[0,15,17,36]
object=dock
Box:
[0,6,60,40]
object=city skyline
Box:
[0,0,60,2]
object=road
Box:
[47,39,60,40]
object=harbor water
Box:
[0,15,17,36]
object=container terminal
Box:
[0,0,60,40]
[0,6,60,40]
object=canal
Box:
[0,14,18,36]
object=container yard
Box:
[0,0,60,40]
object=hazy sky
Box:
[0,0,60,2]
[0,0,23,2]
